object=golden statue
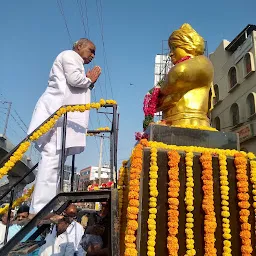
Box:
[157,23,214,127]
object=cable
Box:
[76,0,87,37]
[95,0,114,98]
[57,0,73,45]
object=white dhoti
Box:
[28,50,92,214]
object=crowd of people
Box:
[0,201,109,255]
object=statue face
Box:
[169,46,189,64]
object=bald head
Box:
[73,38,96,64]
[65,204,77,218]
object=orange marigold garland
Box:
[124,139,148,256]
[167,150,180,256]
[248,152,256,237]
[185,151,196,256]
[218,154,232,255]
[234,153,253,255]
[200,152,217,256]
[147,146,159,256]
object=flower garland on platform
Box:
[87,127,110,136]
[184,151,196,256]
[200,152,217,255]
[124,139,149,256]
[234,153,253,256]
[0,99,117,180]
[0,186,34,215]
[167,150,180,256]
[218,154,232,255]
[147,146,158,256]
[118,160,128,220]
[248,152,256,235]
[171,125,217,132]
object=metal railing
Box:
[0,103,118,247]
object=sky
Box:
[0,0,255,173]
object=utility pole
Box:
[98,135,104,185]
[1,101,12,137]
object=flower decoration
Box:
[118,160,128,220]
[218,153,232,255]
[147,146,159,256]
[200,152,217,255]
[124,140,148,256]
[142,86,161,130]
[167,150,180,255]
[234,153,252,255]
[87,127,110,136]
[185,151,196,256]
[0,186,34,215]
[0,99,117,180]
[248,153,256,234]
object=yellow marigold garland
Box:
[167,150,180,256]
[87,127,110,136]
[218,154,232,255]
[171,124,218,132]
[147,146,158,256]
[200,152,217,256]
[0,99,117,180]
[124,139,148,256]
[248,152,256,236]
[0,186,34,215]
[234,153,253,255]
[184,151,196,256]
[118,160,128,220]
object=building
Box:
[210,24,256,153]
[78,165,111,190]
[154,54,173,86]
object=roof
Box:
[225,24,256,53]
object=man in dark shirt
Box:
[84,202,109,256]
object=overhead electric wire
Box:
[57,0,73,45]
[76,0,87,37]
[95,0,113,99]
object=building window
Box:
[246,93,256,117]
[230,103,240,126]
[229,67,237,89]
[244,53,252,75]
[214,84,219,104]
[214,117,221,130]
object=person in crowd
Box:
[0,211,14,248]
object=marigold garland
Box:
[147,146,158,256]
[171,124,218,132]
[118,160,128,220]
[0,99,117,180]
[200,152,217,256]
[0,186,34,215]
[124,139,149,256]
[218,154,232,256]
[167,150,180,256]
[248,152,256,237]
[87,127,110,136]
[184,151,196,256]
[234,153,253,255]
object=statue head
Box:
[168,23,204,64]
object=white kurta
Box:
[66,221,85,256]
[28,50,92,155]
[39,224,85,256]
[28,50,92,214]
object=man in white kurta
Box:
[28,39,101,215]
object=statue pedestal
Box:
[136,149,256,255]
[145,124,239,150]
